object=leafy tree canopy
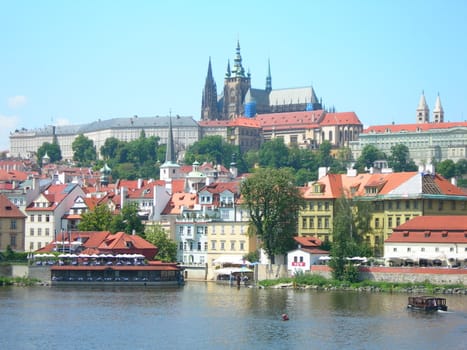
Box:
[184,135,247,173]
[78,204,113,231]
[436,159,456,179]
[72,134,96,166]
[241,167,305,261]
[354,144,386,173]
[110,202,145,236]
[144,224,177,262]
[37,142,62,165]
[388,144,417,172]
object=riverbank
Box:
[0,276,40,287]
[258,274,467,295]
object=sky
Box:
[1,0,467,150]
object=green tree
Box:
[110,202,145,235]
[388,144,417,172]
[240,167,305,262]
[145,224,177,262]
[354,144,386,172]
[317,141,335,168]
[436,159,456,179]
[72,134,97,165]
[329,196,373,281]
[37,142,62,165]
[258,138,289,168]
[100,137,123,160]
[78,204,113,231]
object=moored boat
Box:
[51,262,184,287]
[407,296,448,311]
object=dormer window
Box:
[441,231,448,238]
[403,231,409,237]
[424,231,431,238]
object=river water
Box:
[1,282,466,350]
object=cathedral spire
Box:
[433,93,444,123]
[416,90,430,124]
[165,116,175,164]
[232,40,245,77]
[201,57,219,120]
[265,58,272,92]
[225,59,231,78]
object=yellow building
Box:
[299,170,467,256]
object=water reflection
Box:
[0,284,465,350]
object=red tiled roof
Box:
[0,194,26,218]
[319,112,362,126]
[254,110,325,129]
[364,121,467,134]
[294,236,322,248]
[386,216,467,244]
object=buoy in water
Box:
[281,313,289,321]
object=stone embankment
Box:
[265,283,467,295]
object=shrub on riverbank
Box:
[0,276,39,286]
[258,273,466,294]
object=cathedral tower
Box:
[416,91,430,123]
[222,41,251,119]
[201,57,219,121]
[432,93,444,123]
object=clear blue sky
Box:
[1,0,467,150]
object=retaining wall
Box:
[311,265,467,285]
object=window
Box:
[302,217,307,229]
[405,201,410,209]
[183,242,187,250]
[29,242,34,250]
[37,228,42,236]
[299,256,304,263]
[30,228,34,236]
[396,201,400,209]
[324,217,329,229]
[220,241,225,251]
[10,220,17,230]
[294,256,298,262]
[310,217,314,228]
[375,218,380,228]
[387,201,392,210]
[421,247,425,252]
[435,247,439,252]
[38,215,42,222]
[45,215,50,222]
[30,215,34,222]
[179,242,183,250]
[396,217,401,227]
[451,201,456,210]
[450,247,454,252]
[240,241,245,250]
[230,241,235,250]
[204,242,208,251]
[388,217,393,228]
[393,247,397,252]
[407,247,411,252]
[10,235,16,247]
[324,202,330,211]
[413,201,419,209]
[317,202,322,211]
[45,228,50,236]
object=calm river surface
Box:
[1,282,466,350]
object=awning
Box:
[213,255,251,265]
[215,267,253,275]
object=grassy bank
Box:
[258,273,466,294]
[0,276,40,287]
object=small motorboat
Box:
[407,296,448,311]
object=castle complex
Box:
[201,41,323,121]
